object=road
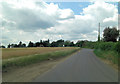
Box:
[33,49,118,82]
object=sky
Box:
[0,0,119,46]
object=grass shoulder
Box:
[94,49,118,71]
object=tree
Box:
[0,45,5,48]
[56,39,64,47]
[18,41,26,47]
[50,39,64,47]
[40,40,43,44]
[8,44,11,48]
[75,41,84,47]
[64,40,71,47]
[43,39,50,47]
[103,27,119,42]
[22,44,26,47]
[18,41,22,47]
[35,42,40,47]
[69,42,74,47]
[50,41,57,47]
[28,41,34,47]
[14,44,19,47]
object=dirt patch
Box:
[2,50,80,82]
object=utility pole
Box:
[98,23,100,42]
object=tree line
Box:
[0,26,119,48]
[6,39,88,48]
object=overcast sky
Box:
[0,0,118,46]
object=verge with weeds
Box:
[94,42,120,67]
[2,48,80,70]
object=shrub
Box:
[114,42,120,54]
[95,42,115,51]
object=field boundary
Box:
[2,48,80,71]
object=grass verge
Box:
[2,48,80,70]
[94,49,118,70]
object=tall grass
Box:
[2,48,80,69]
[94,42,120,65]
[94,49,118,64]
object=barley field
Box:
[2,47,80,69]
[2,47,79,59]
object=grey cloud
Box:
[1,1,75,32]
[1,1,118,46]
[1,2,58,31]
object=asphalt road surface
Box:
[33,49,118,82]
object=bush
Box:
[114,42,120,54]
[95,42,115,51]
[94,42,119,65]
[82,42,96,49]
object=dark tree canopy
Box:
[42,39,50,47]
[103,27,119,42]
[50,39,64,47]
[76,41,84,47]
[7,41,26,48]
[0,45,5,48]
[8,44,11,48]
[28,41,34,47]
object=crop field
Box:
[2,47,78,59]
[2,47,80,69]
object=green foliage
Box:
[95,42,115,51]
[103,27,119,42]
[83,42,96,49]
[75,41,84,47]
[64,40,74,47]
[114,42,120,54]
[51,39,65,47]
[76,41,96,49]
[94,42,120,65]
[95,42,120,54]
[94,49,118,64]
[28,41,34,47]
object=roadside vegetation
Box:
[94,42,120,65]
[93,27,119,70]
[2,47,80,70]
[93,27,119,68]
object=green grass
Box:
[2,48,80,69]
[94,49,118,65]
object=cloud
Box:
[0,1,118,46]
[44,1,118,41]
[1,1,74,31]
